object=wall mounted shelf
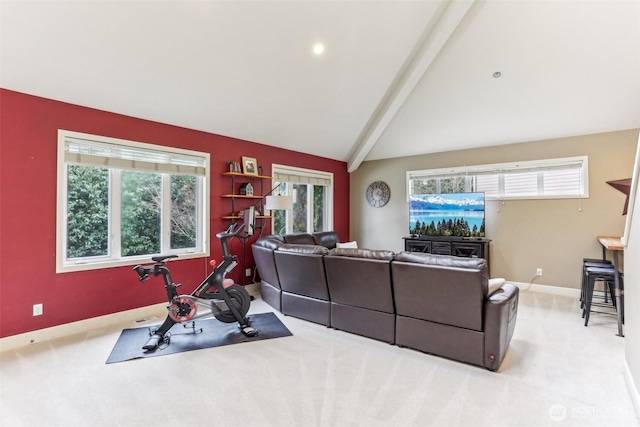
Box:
[221,171,272,218]
[221,169,272,287]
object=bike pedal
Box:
[142,333,163,351]
[241,326,258,337]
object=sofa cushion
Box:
[328,247,395,260]
[392,252,489,331]
[283,233,315,245]
[275,245,330,301]
[277,244,329,255]
[312,231,340,249]
[325,249,395,313]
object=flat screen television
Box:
[409,192,485,237]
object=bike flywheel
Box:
[168,296,198,322]
[214,284,251,323]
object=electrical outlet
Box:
[33,303,43,316]
[245,268,251,277]
[536,268,543,276]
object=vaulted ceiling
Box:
[2,1,639,172]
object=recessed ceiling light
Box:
[313,43,325,55]
[493,71,502,78]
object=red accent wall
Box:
[0,89,350,338]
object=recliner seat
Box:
[324,247,396,343]
[252,232,519,371]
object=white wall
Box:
[351,129,638,288]
[623,134,640,412]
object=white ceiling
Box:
[2,1,639,172]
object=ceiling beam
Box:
[346,0,476,173]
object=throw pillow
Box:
[336,241,358,249]
[488,278,506,295]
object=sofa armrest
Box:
[251,243,280,288]
[253,237,284,250]
[483,283,519,371]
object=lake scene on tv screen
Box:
[409,193,485,237]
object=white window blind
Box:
[64,136,207,176]
[475,175,499,195]
[504,172,538,195]
[408,156,588,200]
[543,168,582,196]
[273,165,332,186]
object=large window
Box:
[57,130,210,272]
[407,156,589,200]
[270,165,333,235]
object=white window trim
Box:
[56,130,210,273]
[406,156,589,201]
[272,164,334,232]
[621,134,640,246]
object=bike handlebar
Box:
[134,224,246,281]
[216,223,246,258]
[215,223,247,240]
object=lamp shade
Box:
[265,195,293,210]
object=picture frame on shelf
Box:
[242,156,258,175]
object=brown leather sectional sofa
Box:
[251,231,519,371]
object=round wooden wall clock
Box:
[366,181,390,207]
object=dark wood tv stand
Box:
[403,235,491,274]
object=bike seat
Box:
[151,254,179,263]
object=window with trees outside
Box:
[270,164,333,235]
[407,156,589,200]
[57,130,210,273]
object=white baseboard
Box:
[0,303,167,353]
[510,281,581,298]
[0,282,580,353]
[1,285,264,353]
[624,361,640,420]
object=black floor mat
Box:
[106,312,292,363]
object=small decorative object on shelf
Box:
[227,160,242,173]
[239,182,254,196]
[242,156,258,175]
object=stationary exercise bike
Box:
[132,223,258,351]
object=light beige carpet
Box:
[1,290,638,426]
